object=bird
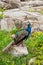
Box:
[2,22,31,52]
[11,22,31,45]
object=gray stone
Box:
[1,19,7,30]
[0,4,43,32]
[0,1,13,9]
[39,24,43,31]
[29,57,36,65]
[1,18,16,31]
[28,1,43,7]
[9,43,28,56]
[3,10,27,20]
[2,0,21,8]
[2,41,28,57]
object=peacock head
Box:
[27,21,31,27]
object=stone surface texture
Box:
[9,43,28,56]
[0,0,43,32]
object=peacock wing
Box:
[15,30,28,42]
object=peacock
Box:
[2,22,31,52]
[11,22,31,45]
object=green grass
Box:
[0,13,4,19]
[0,8,5,19]
[0,30,43,65]
[0,8,5,12]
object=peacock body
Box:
[14,22,31,45]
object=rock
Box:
[39,24,43,31]
[0,1,5,8]
[2,41,28,57]
[0,1,12,9]
[1,0,43,9]
[2,0,21,9]
[21,2,29,7]
[3,10,28,29]
[0,7,43,32]
[25,11,43,21]
[3,10,27,20]
[2,0,20,3]
[20,6,30,11]
[1,10,43,32]
[9,43,28,56]
[28,1,43,7]
[31,22,40,32]
[1,18,16,31]
[29,57,36,65]
[1,19,7,30]
[20,1,43,7]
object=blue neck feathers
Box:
[26,25,31,36]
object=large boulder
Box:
[3,10,28,28]
[21,1,43,7]
[28,1,43,7]
[3,10,27,20]
[1,0,21,9]
[9,43,28,56]
[0,1,12,9]
[0,8,43,32]
[0,18,16,31]
[2,41,28,57]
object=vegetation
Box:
[0,8,5,19]
[0,28,43,65]
[28,8,43,14]
[0,13,4,19]
[0,8,5,12]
